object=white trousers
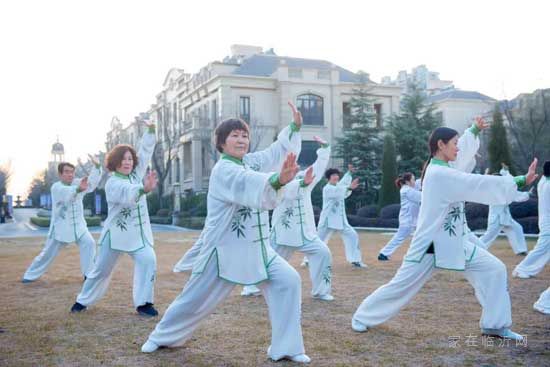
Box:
[513,235,550,277]
[146,255,305,361]
[318,222,361,263]
[480,220,527,254]
[23,231,96,281]
[272,236,332,297]
[353,246,513,331]
[76,242,157,308]
[534,287,550,314]
[379,226,414,257]
[173,239,202,273]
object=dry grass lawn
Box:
[0,231,548,366]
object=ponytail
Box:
[395,172,415,189]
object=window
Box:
[317,70,330,80]
[175,157,181,183]
[342,102,352,129]
[297,94,324,125]
[168,161,172,185]
[239,96,250,123]
[297,141,318,167]
[183,142,192,180]
[374,103,382,128]
[289,68,303,78]
[212,99,218,124]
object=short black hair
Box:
[214,118,250,153]
[57,162,75,174]
[325,168,341,180]
[544,161,550,177]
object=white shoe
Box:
[267,347,311,364]
[313,294,334,301]
[481,328,524,342]
[512,270,530,279]
[241,285,261,297]
[534,302,550,315]
[352,318,368,332]
[300,259,309,268]
[141,340,159,353]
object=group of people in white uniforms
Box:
[22,157,102,282]
[19,107,549,364]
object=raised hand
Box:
[143,170,158,193]
[288,101,303,129]
[79,176,89,192]
[279,152,300,185]
[350,178,360,190]
[525,158,538,185]
[143,119,156,131]
[302,166,315,186]
[313,135,328,146]
[348,164,357,173]
[475,116,489,131]
[88,154,100,167]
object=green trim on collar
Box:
[94,163,101,169]
[221,153,244,166]
[61,181,72,186]
[76,186,83,193]
[320,143,330,149]
[269,173,284,190]
[113,172,130,179]
[469,123,481,137]
[430,158,450,167]
[514,175,526,189]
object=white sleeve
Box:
[323,184,349,201]
[134,129,157,180]
[513,191,530,203]
[84,165,103,193]
[308,145,331,189]
[407,188,422,204]
[243,124,301,173]
[450,126,480,173]
[51,183,79,204]
[105,178,144,206]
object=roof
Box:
[428,89,496,103]
[231,54,366,83]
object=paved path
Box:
[0,208,192,238]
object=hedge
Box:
[174,216,205,229]
[150,216,172,225]
[30,216,102,227]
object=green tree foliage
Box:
[378,134,399,207]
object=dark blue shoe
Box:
[71,302,87,313]
[137,303,158,317]
[378,253,389,261]
[22,278,35,283]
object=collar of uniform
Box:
[61,181,72,186]
[114,171,130,179]
[430,158,450,167]
[221,153,244,166]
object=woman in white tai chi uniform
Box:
[352,121,538,342]
[378,172,421,261]
[142,107,311,364]
[513,160,550,279]
[479,166,529,255]
[22,157,102,282]
[269,136,333,300]
[70,122,160,317]
[309,165,364,268]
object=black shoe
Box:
[378,253,389,261]
[71,302,87,313]
[517,252,528,256]
[137,303,158,317]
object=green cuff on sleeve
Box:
[94,163,101,169]
[299,179,309,188]
[269,173,284,191]
[76,187,83,194]
[514,175,526,189]
[289,121,300,140]
[469,123,481,137]
[320,143,330,148]
[148,125,156,134]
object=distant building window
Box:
[374,103,382,128]
[175,157,181,183]
[212,99,218,124]
[183,143,192,180]
[239,96,250,123]
[289,68,303,78]
[317,70,330,80]
[297,141,318,167]
[342,102,352,129]
[297,94,324,125]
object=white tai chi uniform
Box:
[353,125,526,335]
[317,171,362,263]
[513,177,550,278]
[480,168,529,254]
[379,185,421,258]
[145,124,308,361]
[76,127,157,309]
[271,144,332,298]
[23,165,102,281]
[534,287,550,314]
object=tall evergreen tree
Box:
[334,71,383,206]
[488,106,514,174]
[387,83,441,176]
[378,134,399,207]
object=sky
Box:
[1,0,549,198]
